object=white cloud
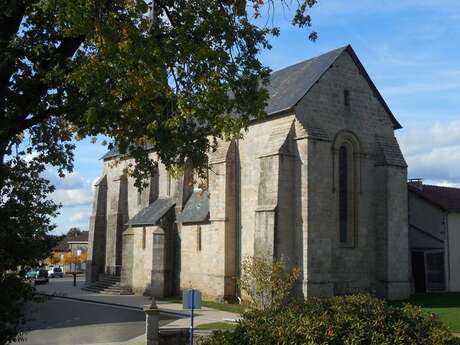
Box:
[45,169,94,207]
[70,210,91,223]
[52,205,92,235]
[398,119,460,185]
[44,170,87,190]
[398,119,460,156]
[52,188,93,207]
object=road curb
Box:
[38,293,189,318]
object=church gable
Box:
[293,47,401,150]
[272,45,401,140]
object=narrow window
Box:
[167,172,171,196]
[339,146,348,243]
[197,225,202,252]
[344,90,350,108]
[142,227,146,249]
[137,190,142,205]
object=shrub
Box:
[204,294,455,345]
[239,256,300,311]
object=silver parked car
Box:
[48,266,64,278]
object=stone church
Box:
[85,45,410,301]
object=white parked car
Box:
[48,266,64,278]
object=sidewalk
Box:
[35,277,240,329]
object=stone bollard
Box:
[144,298,160,345]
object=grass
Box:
[201,300,246,314]
[401,293,460,333]
[197,322,237,331]
[158,296,247,314]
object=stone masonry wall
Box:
[86,175,108,283]
[294,50,409,299]
[94,49,409,301]
[179,142,236,299]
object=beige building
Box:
[85,45,410,300]
[409,181,460,292]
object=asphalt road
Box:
[17,297,178,345]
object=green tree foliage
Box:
[0,0,317,342]
[0,274,44,344]
[66,227,82,238]
[205,295,456,345]
[239,256,300,310]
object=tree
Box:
[0,0,317,342]
[47,255,61,266]
[66,227,82,239]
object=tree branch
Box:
[0,1,27,92]
[1,35,85,149]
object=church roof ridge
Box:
[265,44,402,130]
[265,45,349,116]
[102,44,402,160]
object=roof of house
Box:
[67,231,89,243]
[102,45,401,160]
[408,183,460,212]
[178,190,210,224]
[127,197,175,226]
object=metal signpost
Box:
[183,288,202,345]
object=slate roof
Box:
[179,190,210,223]
[127,197,175,226]
[102,45,401,160]
[265,46,346,115]
[409,183,460,212]
[375,135,407,167]
[265,44,401,129]
[101,143,155,160]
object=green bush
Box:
[204,294,455,345]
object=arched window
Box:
[339,145,349,243]
[333,131,360,246]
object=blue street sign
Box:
[183,288,202,310]
[182,289,202,345]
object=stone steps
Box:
[82,274,124,295]
[91,281,121,289]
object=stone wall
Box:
[294,50,409,299]
[91,48,410,301]
[86,175,108,283]
[237,114,297,265]
[179,141,237,299]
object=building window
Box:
[339,145,348,243]
[166,172,170,196]
[344,90,350,108]
[137,190,142,205]
[333,131,360,246]
[197,226,202,252]
[142,227,146,249]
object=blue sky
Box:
[50,0,460,234]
